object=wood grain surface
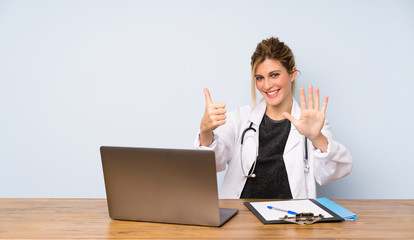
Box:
[1,198,413,239]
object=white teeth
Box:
[267,90,279,95]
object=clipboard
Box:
[244,199,344,224]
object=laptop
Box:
[100,146,238,227]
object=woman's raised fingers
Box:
[315,88,320,110]
[300,88,307,111]
[321,95,329,114]
[308,85,314,110]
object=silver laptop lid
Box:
[100,146,222,226]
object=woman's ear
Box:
[290,67,297,82]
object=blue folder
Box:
[315,198,357,220]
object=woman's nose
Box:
[263,77,272,90]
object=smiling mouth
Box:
[266,89,280,97]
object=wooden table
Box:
[1,199,413,239]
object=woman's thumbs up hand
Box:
[199,88,227,146]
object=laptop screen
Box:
[100,146,224,226]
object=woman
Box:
[195,37,352,199]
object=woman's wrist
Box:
[199,130,214,147]
[308,133,328,153]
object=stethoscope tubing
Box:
[240,122,257,178]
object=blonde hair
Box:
[250,37,297,106]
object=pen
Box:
[267,206,297,215]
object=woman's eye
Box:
[255,76,264,81]
[271,73,279,78]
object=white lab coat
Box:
[195,99,352,199]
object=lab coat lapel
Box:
[241,101,266,172]
[248,100,267,126]
[283,99,307,198]
[284,100,302,155]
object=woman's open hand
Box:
[283,85,329,152]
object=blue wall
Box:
[1,0,413,198]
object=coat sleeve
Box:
[311,119,353,186]
[194,109,242,172]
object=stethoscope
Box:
[240,122,309,178]
[240,123,258,178]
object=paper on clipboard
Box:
[244,199,345,224]
[249,199,333,221]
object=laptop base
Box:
[219,208,239,226]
